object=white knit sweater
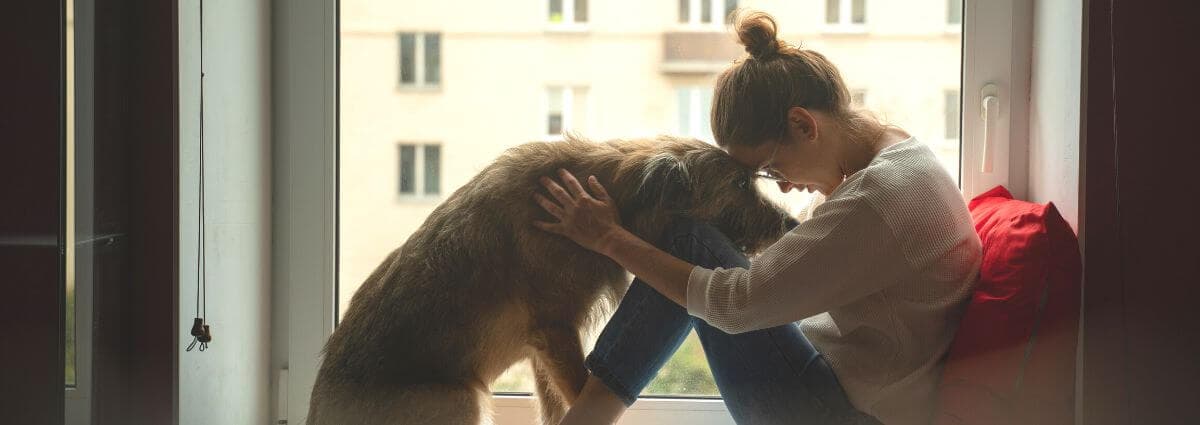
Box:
[687,137,982,425]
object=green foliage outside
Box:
[493,330,718,396]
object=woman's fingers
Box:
[533,220,564,235]
[533,193,565,219]
[587,176,611,202]
[557,169,591,200]
[540,176,576,207]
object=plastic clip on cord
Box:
[187,0,213,353]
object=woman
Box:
[532,10,981,425]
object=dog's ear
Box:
[631,152,691,210]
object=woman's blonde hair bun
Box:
[734,10,781,61]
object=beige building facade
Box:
[339,0,963,314]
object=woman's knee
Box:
[661,218,749,269]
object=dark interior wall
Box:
[90,1,179,424]
[0,2,65,425]
[1080,0,1200,423]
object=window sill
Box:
[492,395,734,425]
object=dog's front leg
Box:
[530,325,589,424]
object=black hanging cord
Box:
[188,0,213,352]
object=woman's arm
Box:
[533,169,693,306]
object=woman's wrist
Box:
[596,226,633,258]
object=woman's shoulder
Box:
[844,138,978,265]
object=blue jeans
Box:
[585,219,879,425]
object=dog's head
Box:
[616,136,796,254]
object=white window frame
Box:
[396,143,442,200]
[546,0,589,32]
[822,0,868,34]
[676,0,736,30]
[398,32,440,89]
[272,0,1031,423]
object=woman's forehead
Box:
[725,143,774,168]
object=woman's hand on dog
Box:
[534,169,625,255]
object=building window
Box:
[398,143,442,196]
[398,32,441,87]
[825,0,866,28]
[945,89,961,140]
[549,0,587,24]
[948,0,963,25]
[546,86,588,139]
[679,0,738,26]
[677,86,714,143]
[851,89,867,108]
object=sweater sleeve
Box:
[685,189,914,334]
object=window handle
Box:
[980,84,999,174]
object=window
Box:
[398,143,442,196]
[548,0,587,25]
[825,0,866,29]
[945,89,961,140]
[948,0,963,26]
[677,86,713,142]
[398,32,441,87]
[851,89,867,107]
[276,0,1032,422]
[678,0,738,26]
[546,86,588,139]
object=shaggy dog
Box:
[308,136,795,425]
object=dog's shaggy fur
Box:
[307,136,795,425]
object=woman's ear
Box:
[786,106,818,142]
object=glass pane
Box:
[398,145,415,194]
[701,0,712,23]
[549,0,563,23]
[852,0,866,24]
[826,0,840,24]
[341,0,961,399]
[423,33,440,85]
[423,145,440,195]
[65,0,76,387]
[948,0,963,25]
[574,0,588,23]
[724,0,738,24]
[677,88,691,136]
[398,33,415,84]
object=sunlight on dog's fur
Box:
[307,136,795,425]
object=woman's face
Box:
[725,108,843,195]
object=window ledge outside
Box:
[395,194,443,204]
[545,23,591,34]
[820,24,869,35]
[670,23,731,33]
[396,84,442,94]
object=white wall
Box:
[1028,0,1082,230]
[178,0,273,424]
